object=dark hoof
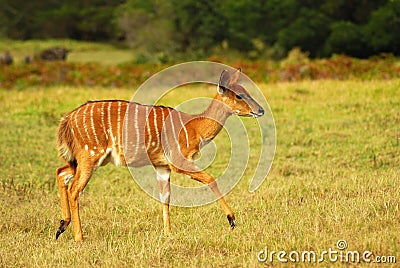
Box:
[56,220,66,239]
[227,215,236,229]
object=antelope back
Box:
[57,100,189,169]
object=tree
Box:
[0,0,122,40]
[0,0,398,58]
[220,0,264,51]
[172,0,226,52]
[277,8,331,57]
[115,0,177,53]
[320,0,388,24]
[365,0,400,55]
[324,21,368,57]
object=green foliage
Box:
[323,0,400,57]
[365,0,400,53]
[324,21,367,58]
[319,0,388,24]
[113,0,399,58]
[1,42,400,89]
[220,0,263,51]
[172,0,226,52]
[277,8,331,57]
[0,0,399,58]
[0,0,123,40]
[115,0,178,54]
[279,47,310,67]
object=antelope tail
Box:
[57,116,77,169]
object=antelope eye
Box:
[235,94,244,100]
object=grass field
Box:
[0,79,399,267]
[0,39,135,65]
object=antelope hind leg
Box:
[55,164,75,239]
[67,166,94,242]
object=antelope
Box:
[0,51,13,65]
[55,68,264,241]
[39,47,70,61]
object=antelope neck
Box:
[197,94,232,140]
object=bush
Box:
[280,47,310,67]
[115,0,178,54]
[324,21,368,58]
[365,0,400,55]
[277,8,331,57]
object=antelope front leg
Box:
[180,169,236,229]
[208,180,236,229]
[156,166,172,234]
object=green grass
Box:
[0,80,399,267]
[0,39,135,65]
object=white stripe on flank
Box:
[110,135,121,166]
[178,112,189,148]
[83,103,91,141]
[161,108,173,161]
[74,107,85,143]
[169,111,180,151]
[124,105,128,151]
[107,102,113,140]
[97,148,112,167]
[90,103,99,145]
[151,107,160,153]
[145,106,152,150]
[100,102,107,140]
[161,108,171,157]
[117,101,122,148]
[133,104,139,159]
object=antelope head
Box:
[217,68,264,118]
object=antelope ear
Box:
[218,70,230,95]
[229,68,241,85]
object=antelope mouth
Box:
[250,109,264,118]
[236,111,264,118]
[250,112,262,118]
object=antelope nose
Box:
[258,107,264,116]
